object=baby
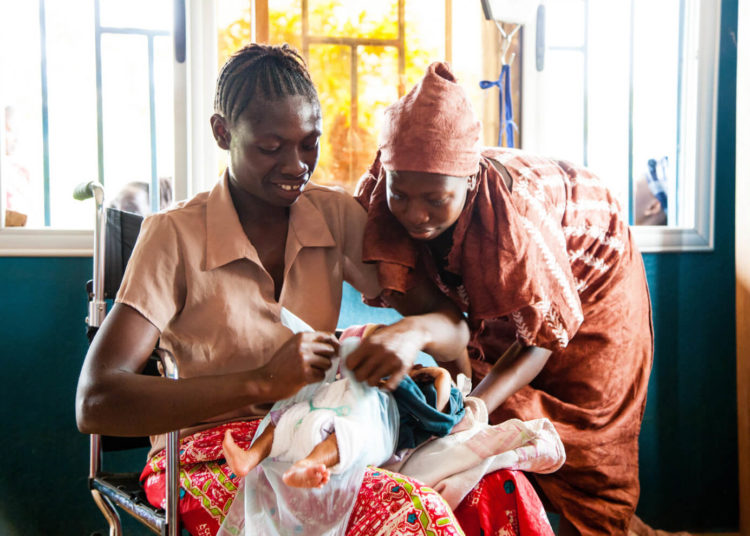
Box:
[222,325,466,489]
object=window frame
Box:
[631,0,719,252]
[1,0,720,256]
[0,0,193,257]
[517,0,719,253]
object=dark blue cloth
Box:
[393,375,465,451]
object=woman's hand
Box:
[260,331,339,399]
[345,318,427,390]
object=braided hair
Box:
[214,43,319,124]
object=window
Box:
[214,0,475,192]
[0,0,175,254]
[2,0,719,255]
[215,0,720,252]
[513,0,719,251]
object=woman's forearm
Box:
[396,309,470,362]
[77,329,337,437]
[76,367,275,437]
[470,342,551,414]
[75,302,295,437]
[383,277,470,361]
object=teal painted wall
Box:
[0,257,152,535]
[0,2,737,533]
[636,0,738,529]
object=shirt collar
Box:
[288,189,336,249]
[206,171,258,270]
[205,172,335,271]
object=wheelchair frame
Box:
[75,181,180,536]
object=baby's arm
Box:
[409,366,452,412]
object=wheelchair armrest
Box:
[153,348,180,535]
[153,347,179,380]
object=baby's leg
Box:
[222,423,275,478]
[282,432,340,488]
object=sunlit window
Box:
[217,0,461,192]
[520,0,713,233]
[0,0,174,230]
[1,0,718,255]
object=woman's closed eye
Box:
[302,139,320,152]
[428,197,450,207]
[257,144,281,154]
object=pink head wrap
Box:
[378,62,481,177]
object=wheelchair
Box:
[75,181,180,536]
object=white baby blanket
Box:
[384,396,566,509]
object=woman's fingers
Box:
[266,331,342,394]
[306,340,338,358]
[345,341,406,387]
[300,332,341,382]
[344,343,367,372]
[350,347,382,383]
[307,353,334,372]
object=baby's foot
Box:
[282,459,331,488]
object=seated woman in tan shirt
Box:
[75,43,470,536]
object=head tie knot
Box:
[378,62,481,177]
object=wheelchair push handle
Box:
[74,180,108,328]
[73,180,104,202]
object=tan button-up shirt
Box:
[116,172,381,452]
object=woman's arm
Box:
[436,348,472,382]
[75,303,338,436]
[469,341,551,414]
[346,276,470,390]
[383,276,470,361]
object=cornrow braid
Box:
[214,43,319,124]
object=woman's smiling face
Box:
[221,94,322,207]
[386,169,470,241]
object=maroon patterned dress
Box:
[356,147,653,535]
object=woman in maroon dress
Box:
[353,61,653,535]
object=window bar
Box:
[583,0,589,167]
[253,0,269,43]
[445,0,452,64]
[398,0,405,96]
[148,35,159,214]
[674,0,687,226]
[94,4,168,211]
[350,45,358,184]
[39,0,51,226]
[299,1,409,181]
[627,0,635,225]
[94,0,105,189]
[301,0,309,59]
[547,42,587,158]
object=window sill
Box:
[633,225,714,254]
[0,222,714,258]
[0,228,93,256]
